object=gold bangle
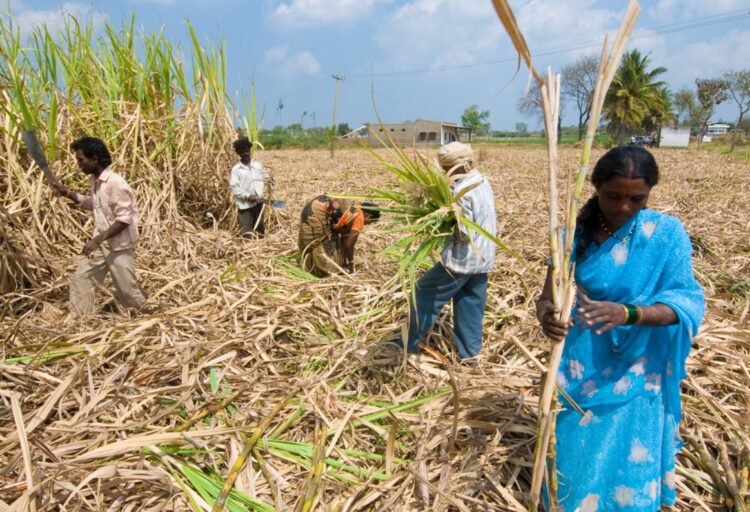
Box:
[622,304,629,324]
[635,305,643,324]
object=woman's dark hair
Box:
[575,145,659,259]
[361,201,381,221]
[70,137,112,168]
[233,137,252,153]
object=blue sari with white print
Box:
[554,208,704,511]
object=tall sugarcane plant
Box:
[0,9,243,294]
[490,0,641,509]
[237,79,263,148]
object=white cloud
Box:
[264,45,321,77]
[623,29,667,59]
[516,0,620,47]
[374,0,502,72]
[380,1,750,95]
[265,46,288,62]
[272,0,378,27]
[371,0,632,78]
[663,29,750,87]
[129,0,179,4]
[649,0,748,21]
[10,2,107,35]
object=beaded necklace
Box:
[599,214,637,246]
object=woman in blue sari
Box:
[536,146,704,511]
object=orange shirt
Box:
[301,195,364,235]
[332,200,364,233]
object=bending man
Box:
[298,196,379,276]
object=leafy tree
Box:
[287,123,303,134]
[461,105,491,136]
[337,122,351,136]
[561,54,599,140]
[694,78,729,149]
[515,122,528,134]
[672,88,696,127]
[723,70,750,151]
[643,87,673,137]
[604,50,669,143]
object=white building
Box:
[659,127,690,148]
[706,123,730,135]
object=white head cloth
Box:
[437,141,473,169]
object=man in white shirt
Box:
[405,142,497,361]
[54,137,147,315]
[230,137,269,238]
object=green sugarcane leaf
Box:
[209,367,219,394]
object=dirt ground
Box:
[2,146,748,511]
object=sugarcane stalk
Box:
[252,447,282,510]
[717,438,747,512]
[685,437,736,508]
[544,69,562,311]
[528,68,563,509]
[210,388,297,512]
[269,403,306,438]
[739,446,749,497]
[296,423,328,512]
[547,412,560,511]
[501,2,641,509]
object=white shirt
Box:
[440,169,497,274]
[230,159,268,209]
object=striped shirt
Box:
[440,169,497,274]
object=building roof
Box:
[367,118,459,128]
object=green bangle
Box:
[624,304,638,325]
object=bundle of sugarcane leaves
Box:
[364,142,514,295]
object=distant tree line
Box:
[509,50,750,152]
[238,121,354,150]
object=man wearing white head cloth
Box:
[404,141,497,361]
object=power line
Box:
[345,9,750,79]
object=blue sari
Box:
[554,209,704,511]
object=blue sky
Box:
[8,0,750,131]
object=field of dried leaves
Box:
[1,146,748,511]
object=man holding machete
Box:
[54,137,148,315]
[230,137,271,238]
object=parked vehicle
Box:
[629,135,654,147]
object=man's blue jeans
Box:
[406,263,488,359]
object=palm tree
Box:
[604,50,669,144]
[643,87,674,144]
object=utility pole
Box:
[330,74,344,158]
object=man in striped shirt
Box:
[405,142,497,362]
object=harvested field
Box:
[1,146,749,511]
